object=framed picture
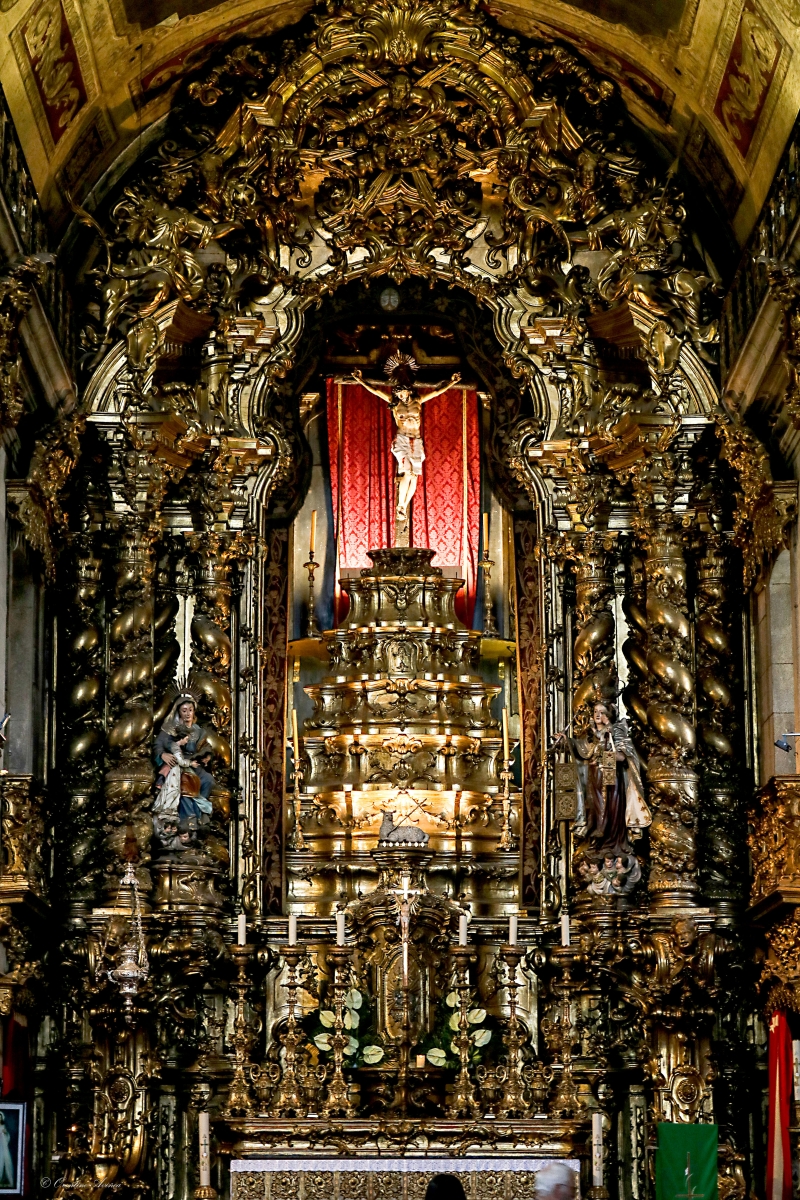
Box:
[0,1104,24,1194]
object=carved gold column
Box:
[189,533,236,775]
[695,531,744,914]
[629,447,698,907]
[104,524,156,896]
[60,540,105,918]
[571,531,617,723]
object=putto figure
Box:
[352,354,461,522]
[558,700,650,856]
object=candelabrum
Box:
[304,551,320,638]
[447,944,480,1117]
[498,756,515,851]
[321,944,355,1117]
[497,943,527,1117]
[547,945,584,1119]
[479,549,498,636]
[273,944,307,1116]
[291,755,307,851]
[225,944,255,1117]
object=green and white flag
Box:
[655,1123,718,1200]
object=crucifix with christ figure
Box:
[351,353,461,542]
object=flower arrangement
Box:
[302,987,386,1067]
[412,988,497,1068]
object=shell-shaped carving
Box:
[696,618,730,654]
[69,726,101,760]
[574,612,614,667]
[72,624,101,654]
[645,597,690,640]
[647,652,693,697]
[700,724,733,757]
[647,703,696,749]
[108,706,152,748]
[192,615,232,667]
[110,654,152,695]
[622,639,648,678]
[699,671,732,708]
[70,676,101,709]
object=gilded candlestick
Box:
[273,944,307,1116]
[321,943,355,1117]
[497,943,526,1117]
[479,550,498,635]
[447,944,479,1117]
[224,944,255,1117]
[304,551,320,638]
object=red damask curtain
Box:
[326,379,480,625]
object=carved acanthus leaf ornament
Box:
[79,0,719,400]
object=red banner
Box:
[326,380,480,624]
[767,1009,793,1200]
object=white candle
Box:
[509,913,518,945]
[483,512,489,551]
[237,912,247,946]
[336,910,346,945]
[502,708,510,763]
[292,707,300,764]
[592,1111,603,1187]
[309,509,317,555]
[288,914,297,945]
[402,941,409,985]
[561,912,570,947]
[459,912,468,945]
[198,1111,210,1187]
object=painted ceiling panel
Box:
[0,0,796,250]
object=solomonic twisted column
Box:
[630,451,699,907]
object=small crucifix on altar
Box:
[351,353,461,544]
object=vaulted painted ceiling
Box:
[0,0,797,249]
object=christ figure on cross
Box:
[351,353,461,523]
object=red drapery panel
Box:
[326,380,480,624]
[412,387,480,625]
[326,378,395,570]
[767,1009,793,1200]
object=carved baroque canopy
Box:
[69,0,734,529]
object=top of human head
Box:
[424,1176,467,1200]
[535,1163,577,1199]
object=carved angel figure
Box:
[560,701,650,853]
